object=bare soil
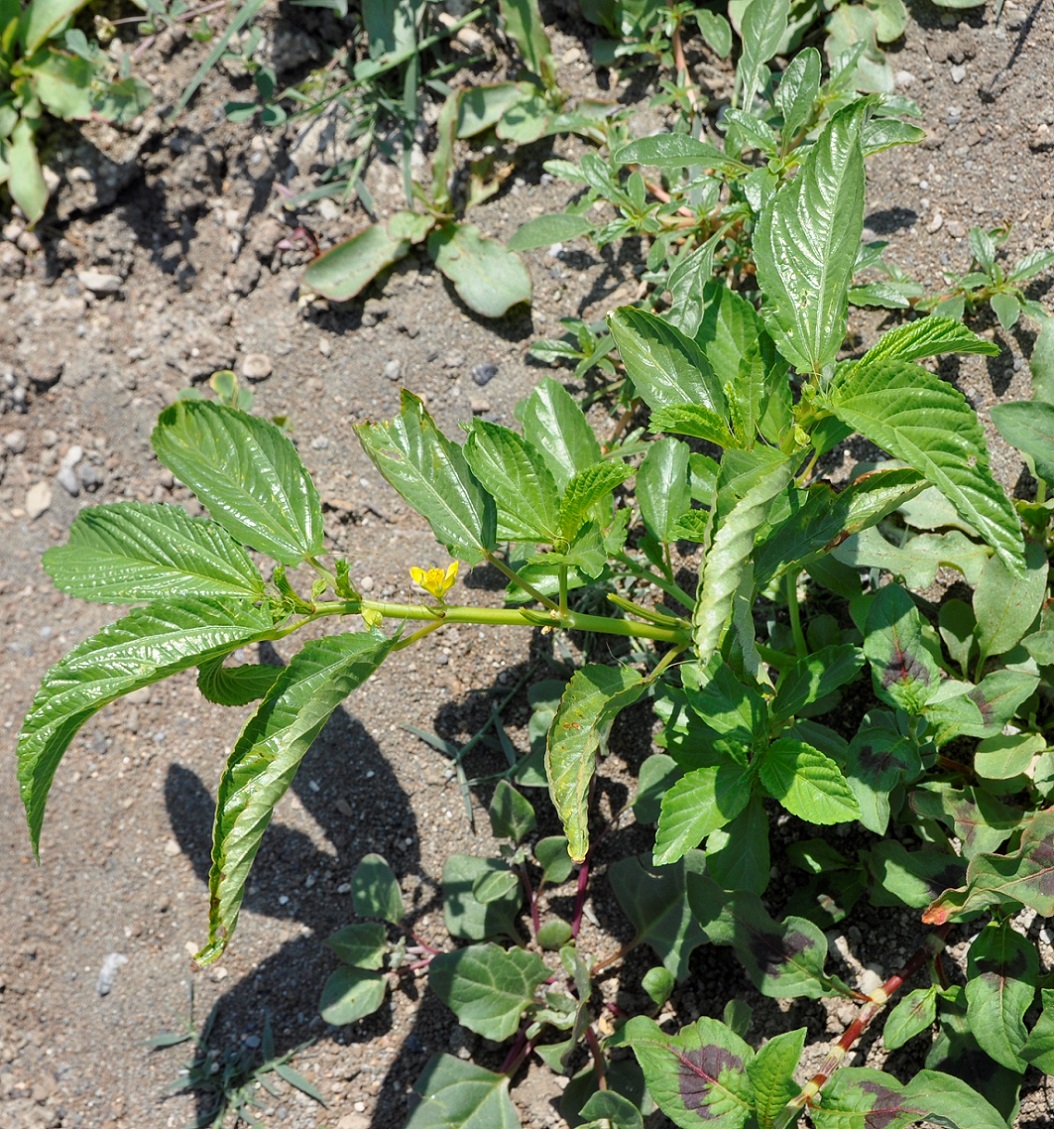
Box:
[1,2,1053,1127]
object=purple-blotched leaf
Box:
[866,841,967,910]
[620,1015,754,1129]
[909,783,1022,859]
[862,585,939,714]
[846,711,923,834]
[964,920,1037,1071]
[924,809,1054,924]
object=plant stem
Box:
[584,1026,607,1089]
[485,550,560,610]
[571,858,591,939]
[614,550,696,611]
[785,571,807,659]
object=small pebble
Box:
[384,359,401,381]
[25,481,51,519]
[950,64,966,84]
[96,952,128,996]
[472,362,498,386]
[241,353,273,381]
[57,465,80,496]
[927,212,944,233]
[77,269,122,296]
[3,429,26,453]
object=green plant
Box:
[149,989,326,1128]
[917,225,1054,330]
[0,0,150,222]
[17,91,1054,1127]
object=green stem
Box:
[756,642,797,672]
[785,571,807,660]
[559,564,569,617]
[614,551,695,611]
[485,550,560,611]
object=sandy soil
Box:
[1,2,1053,1127]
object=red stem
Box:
[571,859,590,939]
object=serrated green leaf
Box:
[705,795,771,896]
[198,630,393,962]
[772,645,865,723]
[827,359,1024,573]
[546,665,646,861]
[406,1054,519,1129]
[991,399,1054,486]
[965,920,1036,1071]
[557,460,631,540]
[759,737,859,824]
[654,761,753,865]
[429,943,548,1041]
[464,419,559,542]
[319,965,387,1025]
[694,456,796,658]
[353,852,404,924]
[302,222,409,301]
[637,437,691,542]
[608,306,728,418]
[747,1027,806,1128]
[42,502,265,604]
[973,540,1048,664]
[152,401,324,567]
[516,376,601,488]
[883,986,937,1050]
[648,404,737,447]
[17,598,275,854]
[614,134,740,172]
[754,101,865,374]
[683,655,768,741]
[775,47,821,145]
[356,390,496,563]
[736,0,790,110]
[325,922,387,968]
[861,316,999,366]
[621,1015,754,1129]
[428,223,532,318]
[197,657,281,706]
[609,852,709,981]
[753,468,925,587]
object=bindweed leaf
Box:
[353,853,404,924]
[319,965,387,1025]
[443,854,524,942]
[198,630,394,962]
[356,390,496,563]
[546,665,646,861]
[325,922,387,969]
[405,1054,518,1129]
[302,222,409,301]
[43,502,265,604]
[152,401,324,567]
[429,943,548,1041]
[428,223,532,318]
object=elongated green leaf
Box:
[973,539,1048,664]
[924,810,1054,924]
[546,665,646,861]
[557,461,632,540]
[20,0,89,54]
[735,0,790,110]
[900,1070,1007,1129]
[992,399,1054,486]
[199,630,393,963]
[754,101,865,374]
[654,761,753,865]
[428,223,532,318]
[609,852,710,980]
[43,502,265,604]
[867,841,966,910]
[637,437,692,543]
[353,852,404,923]
[356,390,496,563]
[464,419,559,542]
[621,1015,754,1129]
[862,585,940,714]
[1029,316,1054,404]
[8,118,48,226]
[705,795,770,895]
[753,468,924,587]
[508,213,593,250]
[1024,989,1054,1073]
[649,404,737,448]
[498,0,554,84]
[694,456,795,658]
[319,966,387,1025]
[747,1027,806,1128]
[883,987,937,1050]
[406,1054,518,1129]
[759,737,859,824]
[197,657,281,706]
[152,401,324,567]
[775,47,821,145]
[516,377,601,488]
[302,223,409,301]
[17,599,274,853]
[614,134,740,172]
[608,307,727,417]
[861,316,1000,366]
[828,359,1024,572]
[429,943,548,1041]
[964,920,1036,1071]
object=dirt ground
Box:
[1,2,1053,1127]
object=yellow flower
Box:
[410,560,459,602]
